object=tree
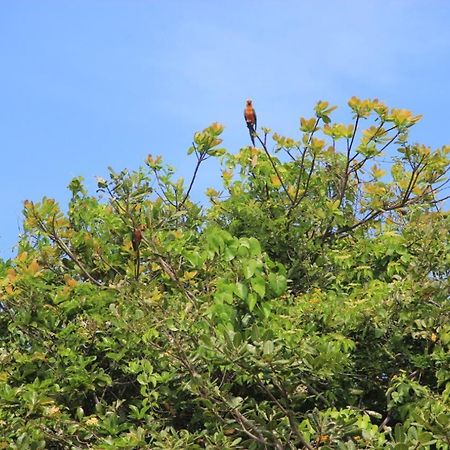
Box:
[1,98,449,449]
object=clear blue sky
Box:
[1,1,450,258]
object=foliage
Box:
[1,100,450,449]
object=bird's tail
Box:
[135,249,140,280]
[247,124,256,146]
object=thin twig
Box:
[255,134,294,203]
[180,149,208,209]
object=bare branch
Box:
[255,134,295,204]
[179,148,208,209]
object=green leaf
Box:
[234,282,248,300]
[184,251,203,268]
[261,301,271,319]
[215,290,234,304]
[251,276,266,298]
[263,340,274,355]
[246,293,257,312]
[207,233,225,254]
[248,237,262,257]
[243,259,259,279]
[268,273,287,296]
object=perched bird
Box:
[244,99,257,146]
[131,226,143,252]
[131,226,144,279]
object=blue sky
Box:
[1,1,450,258]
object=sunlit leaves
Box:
[191,122,225,156]
[310,137,326,154]
[389,108,422,130]
[25,260,41,276]
[314,100,337,124]
[272,133,298,149]
[145,154,163,170]
[348,96,373,118]
[371,165,386,179]
[68,176,87,197]
[300,117,318,133]
[270,174,282,187]
[323,123,354,140]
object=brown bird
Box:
[131,226,143,252]
[131,226,144,279]
[244,99,257,146]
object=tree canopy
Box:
[1,98,450,449]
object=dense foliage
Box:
[1,98,450,449]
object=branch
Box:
[30,206,102,287]
[429,192,450,205]
[338,115,363,208]
[255,134,294,204]
[347,115,360,154]
[229,405,282,449]
[179,147,208,209]
[95,252,123,278]
[291,119,320,208]
[350,129,400,175]
[294,152,316,208]
[292,148,308,202]
[401,157,426,204]
[167,329,280,448]
[141,235,197,305]
[209,341,314,449]
[106,185,137,228]
[326,185,439,241]
[151,169,177,207]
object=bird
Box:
[244,99,257,146]
[131,226,144,279]
[131,226,143,252]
